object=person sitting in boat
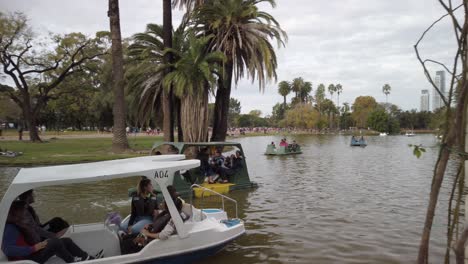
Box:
[197,147,215,182]
[270,141,276,149]
[208,150,227,183]
[290,140,299,152]
[120,178,158,234]
[2,201,99,263]
[120,186,188,254]
[279,138,288,147]
[18,190,69,241]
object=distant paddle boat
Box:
[151,142,258,198]
[264,144,302,155]
[379,132,388,136]
[0,156,245,263]
[405,131,416,137]
[350,137,367,147]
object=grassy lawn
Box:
[0,136,163,166]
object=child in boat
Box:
[2,201,99,263]
[120,178,159,234]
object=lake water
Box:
[0,134,455,263]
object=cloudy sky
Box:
[0,0,458,115]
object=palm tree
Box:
[336,84,343,108]
[108,0,129,152]
[278,81,290,109]
[328,84,336,101]
[162,0,176,142]
[193,0,287,141]
[291,77,304,99]
[382,83,391,104]
[301,81,312,103]
[163,34,225,142]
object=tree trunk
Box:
[211,61,233,142]
[181,89,209,142]
[108,0,129,152]
[175,97,183,142]
[283,96,286,109]
[21,91,41,142]
[162,0,175,142]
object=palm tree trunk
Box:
[211,61,233,142]
[175,97,183,142]
[162,0,175,142]
[108,0,129,152]
[283,96,286,109]
[181,89,209,142]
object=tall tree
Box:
[301,81,312,103]
[278,81,291,108]
[0,12,105,142]
[162,34,225,142]
[315,83,326,115]
[194,0,287,142]
[336,83,343,108]
[291,77,304,99]
[162,0,176,142]
[328,84,336,101]
[108,0,129,151]
[382,83,391,105]
[351,96,378,128]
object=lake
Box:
[0,134,453,263]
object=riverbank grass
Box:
[0,136,162,166]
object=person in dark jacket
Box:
[18,190,69,242]
[2,201,95,263]
[120,178,158,234]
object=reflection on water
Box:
[0,135,453,263]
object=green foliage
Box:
[283,104,320,129]
[237,114,268,127]
[409,144,426,159]
[352,96,378,128]
[228,98,241,127]
[249,110,262,117]
[193,0,287,89]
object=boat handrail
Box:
[189,184,238,219]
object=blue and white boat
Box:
[350,137,367,147]
[0,155,245,263]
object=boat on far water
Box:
[265,144,302,155]
[379,132,388,136]
[405,131,416,137]
[350,137,367,147]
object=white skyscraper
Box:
[420,89,430,112]
[432,71,446,111]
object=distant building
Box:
[432,71,446,111]
[420,89,430,112]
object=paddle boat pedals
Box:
[0,156,245,263]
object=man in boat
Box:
[290,140,299,152]
[270,141,276,149]
[208,150,227,183]
[18,190,69,240]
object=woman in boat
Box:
[18,190,69,241]
[120,178,158,234]
[2,201,96,263]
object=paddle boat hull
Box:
[350,138,367,147]
[0,157,245,264]
[264,145,302,155]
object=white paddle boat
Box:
[0,155,245,263]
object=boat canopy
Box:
[10,155,188,187]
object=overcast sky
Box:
[0,0,458,115]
